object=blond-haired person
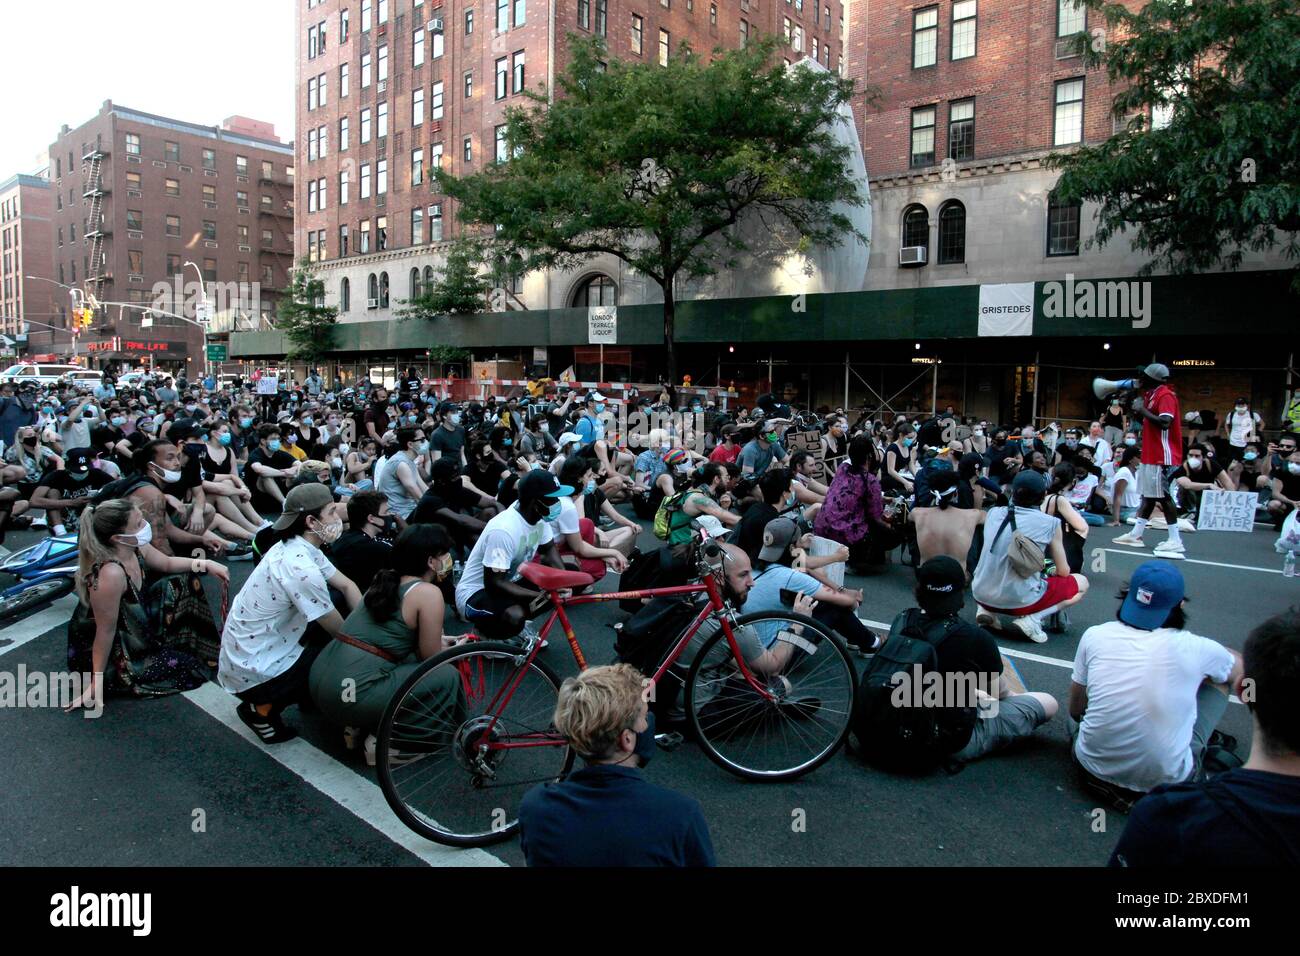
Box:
[65,499,229,713]
[518,663,715,867]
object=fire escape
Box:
[258,168,295,328]
[82,145,112,314]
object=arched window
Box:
[339,277,351,312]
[423,265,434,290]
[901,204,929,251]
[379,271,390,308]
[570,273,617,307]
[937,200,966,264]
[410,267,421,299]
[367,272,378,308]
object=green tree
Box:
[1048,0,1300,284]
[276,258,339,364]
[395,240,494,320]
[435,34,868,382]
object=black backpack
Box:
[851,607,963,773]
[90,473,152,507]
[614,595,700,716]
[617,545,691,613]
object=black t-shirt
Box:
[917,417,947,448]
[328,530,393,593]
[247,447,297,481]
[735,502,779,563]
[1110,769,1300,867]
[1274,466,1300,502]
[36,470,112,532]
[400,375,422,396]
[409,490,453,526]
[1169,459,1225,486]
[922,611,1004,749]
[430,425,467,459]
[583,486,609,523]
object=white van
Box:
[1,363,86,387]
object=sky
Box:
[0,0,295,178]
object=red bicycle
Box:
[375,541,858,847]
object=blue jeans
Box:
[335,478,374,497]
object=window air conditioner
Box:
[899,246,928,266]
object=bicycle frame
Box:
[459,570,777,754]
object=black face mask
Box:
[631,711,657,768]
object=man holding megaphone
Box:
[1109,364,1186,559]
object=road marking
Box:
[183,682,507,868]
[1099,548,1283,574]
[861,616,1242,704]
[0,596,77,658]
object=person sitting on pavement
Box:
[518,663,715,867]
[734,467,792,564]
[550,456,630,584]
[28,447,112,538]
[65,498,230,712]
[1109,607,1300,866]
[1169,442,1235,523]
[1265,444,1300,531]
[377,426,428,521]
[218,484,362,744]
[308,523,464,764]
[328,490,395,593]
[1069,561,1241,808]
[453,470,571,641]
[246,423,301,513]
[971,469,1090,643]
[737,420,788,478]
[910,468,985,577]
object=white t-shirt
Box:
[1071,620,1235,792]
[1082,437,1112,467]
[455,502,555,612]
[218,537,337,693]
[547,494,582,540]
[1066,474,1098,507]
[1226,409,1261,447]
[1111,465,1141,510]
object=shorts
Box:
[460,587,526,639]
[979,574,1080,617]
[1136,463,1176,500]
[954,695,1048,762]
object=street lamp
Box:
[183,261,213,380]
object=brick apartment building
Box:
[0,173,55,351]
[46,102,296,373]
[294,0,843,344]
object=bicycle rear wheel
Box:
[376,641,574,847]
[685,612,855,781]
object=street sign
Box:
[195,302,212,326]
[207,344,228,361]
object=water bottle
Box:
[1285,551,1297,578]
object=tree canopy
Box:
[275,259,339,364]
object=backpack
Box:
[614,596,700,716]
[90,473,152,507]
[988,507,1046,578]
[653,489,689,541]
[618,545,691,613]
[850,607,963,772]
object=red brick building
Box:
[294,0,843,355]
[47,102,295,372]
[0,173,56,351]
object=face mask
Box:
[1289,462,1300,476]
[287,434,299,445]
[631,711,657,768]
[416,440,430,455]
[240,417,254,429]
[593,403,606,414]
[436,554,454,580]
[448,413,463,427]
[1243,451,1258,462]
[1124,438,1137,447]
[407,414,419,424]
[217,433,232,446]
[1235,405,1247,413]
[42,406,53,416]
[544,499,564,522]
[327,420,339,430]
[339,443,350,454]
[1187,457,1203,469]
[502,438,513,447]
[314,520,343,545]
[116,523,153,548]
[68,469,91,482]
[539,421,549,433]
[185,405,197,414]
[302,417,314,427]
[155,464,183,483]
[902,437,915,448]
[388,396,398,405]
[110,416,126,427]
[267,440,282,452]
[1065,439,1078,448]
[583,479,596,495]
[140,420,157,432]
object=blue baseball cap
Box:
[1119,561,1185,630]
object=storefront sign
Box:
[1196,490,1257,533]
[588,306,617,345]
[977,283,1034,337]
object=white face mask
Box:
[339,443,350,454]
[116,522,153,549]
[154,464,183,484]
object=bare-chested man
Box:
[128,439,226,558]
[910,470,985,578]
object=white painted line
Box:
[183,682,507,868]
[0,596,77,658]
[860,615,1242,705]
[1099,548,1283,575]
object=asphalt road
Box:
[1,511,1293,867]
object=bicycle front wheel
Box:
[685,611,856,781]
[376,642,575,847]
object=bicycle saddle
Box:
[518,562,594,591]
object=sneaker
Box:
[975,609,1001,630]
[30,517,47,529]
[225,543,254,561]
[1112,533,1146,547]
[1176,518,1196,533]
[1153,540,1186,560]
[1009,615,1049,643]
[236,702,296,744]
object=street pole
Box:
[1031,350,1041,427]
[184,261,210,383]
[844,353,850,412]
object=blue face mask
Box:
[217,433,232,446]
[389,396,398,405]
[408,414,419,423]
[545,499,564,522]
[593,403,606,414]
[302,417,314,426]
[42,406,53,416]
[1243,451,1258,462]
[902,437,915,448]
[111,416,126,427]
[502,438,513,447]
[240,418,255,428]
[584,479,596,495]
[1124,438,1137,447]
[267,439,282,452]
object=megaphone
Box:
[1093,377,1140,401]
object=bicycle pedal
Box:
[655,732,684,752]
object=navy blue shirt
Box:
[1110,769,1300,866]
[519,763,715,867]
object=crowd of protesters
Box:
[2,358,1297,867]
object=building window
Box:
[740,19,748,45]
[126,209,143,231]
[430,203,443,241]
[413,88,425,125]
[203,220,217,241]
[360,163,372,199]
[360,221,371,254]
[340,277,351,311]
[340,116,350,151]
[377,158,388,195]
[1046,192,1081,256]
[319,125,328,157]
[166,214,180,237]
[126,171,142,191]
[413,27,425,67]
[368,272,378,305]
[596,0,607,35]
[913,7,938,68]
[361,107,372,144]
[378,0,388,23]
[261,160,273,180]
[901,204,929,252]
[236,156,248,176]
[262,226,273,246]
[465,70,474,98]
[466,8,474,33]
[340,169,350,205]
[514,0,526,27]
[203,258,217,282]
[165,141,180,163]
[579,0,589,30]
[513,51,525,92]
[340,224,349,256]
[431,143,443,171]
[262,264,275,287]
[937,201,966,263]
[318,177,327,209]
[497,0,509,31]
[496,57,508,99]
[377,101,389,138]
[710,3,717,26]
[948,98,975,161]
[377,45,388,84]
[432,81,444,119]
[951,0,977,60]
[631,14,643,55]
[165,177,181,196]
[910,106,936,167]
[495,125,509,162]
[362,0,371,31]
[309,128,319,161]
[464,136,473,162]
[659,28,670,67]
[411,208,424,245]
[309,76,318,110]
[340,7,349,42]
[1057,0,1086,37]
[1054,78,1085,145]
[379,270,390,304]
[572,274,616,307]
[203,184,217,203]
[168,254,183,275]
[341,62,350,98]
[361,52,372,88]
[125,133,140,155]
